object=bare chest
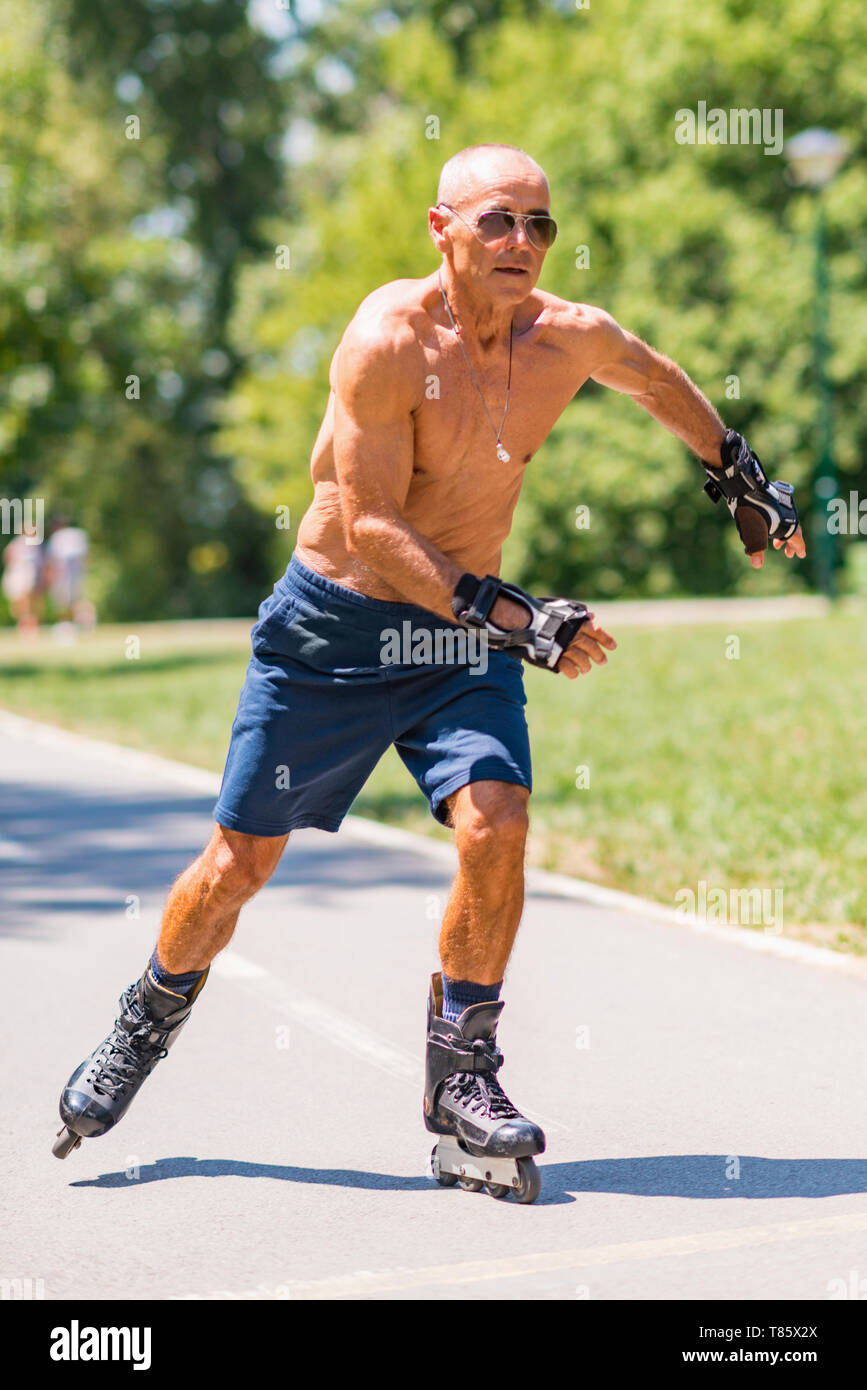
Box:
[411,336,580,490]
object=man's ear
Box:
[428,205,451,251]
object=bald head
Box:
[436,144,549,210]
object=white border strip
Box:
[1,708,864,980]
[342,815,867,979]
[0,708,222,795]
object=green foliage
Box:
[0,0,284,619]
[222,0,866,597]
[2,0,865,615]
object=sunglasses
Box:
[438,203,558,251]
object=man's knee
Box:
[449,781,530,856]
[205,825,288,899]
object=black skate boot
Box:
[52,964,209,1159]
[424,972,545,1203]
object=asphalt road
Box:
[2,713,866,1302]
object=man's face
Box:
[434,166,553,303]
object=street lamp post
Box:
[784,127,848,598]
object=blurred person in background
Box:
[2,524,45,635]
[44,515,94,638]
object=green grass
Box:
[2,613,865,951]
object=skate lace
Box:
[447,1041,519,1121]
[88,1011,169,1098]
[449,1072,519,1120]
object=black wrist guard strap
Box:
[451,573,590,672]
[703,429,800,553]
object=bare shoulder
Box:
[331,279,429,403]
[528,291,615,344]
[341,279,431,361]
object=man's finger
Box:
[773,527,806,558]
[559,648,591,677]
[581,619,617,651]
[567,622,617,663]
[788,527,807,557]
[569,633,608,665]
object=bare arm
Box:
[583,307,805,568]
[585,309,726,463]
[333,315,465,622]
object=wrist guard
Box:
[451,573,590,671]
[703,429,800,554]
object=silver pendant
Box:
[497,444,511,463]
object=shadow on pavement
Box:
[0,778,454,939]
[66,1153,867,1203]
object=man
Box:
[53,145,804,1198]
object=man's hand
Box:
[489,594,533,630]
[489,594,616,678]
[703,430,802,565]
[749,527,807,569]
[555,612,616,679]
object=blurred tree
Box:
[58,0,290,328]
[220,0,866,598]
[289,0,547,129]
[3,0,865,616]
[0,0,286,620]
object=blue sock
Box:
[441,971,502,1023]
[149,947,205,997]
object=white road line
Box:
[212,951,420,1082]
[172,1208,867,1299]
[0,835,37,861]
[2,708,864,980]
[212,950,571,1134]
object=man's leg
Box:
[424,779,544,1195]
[156,824,290,973]
[438,779,530,985]
[53,824,290,1157]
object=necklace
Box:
[438,272,512,463]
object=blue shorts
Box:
[213,555,533,836]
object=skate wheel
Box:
[485,1182,510,1199]
[430,1144,458,1187]
[52,1126,82,1160]
[458,1176,483,1192]
[512,1157,541,1204]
